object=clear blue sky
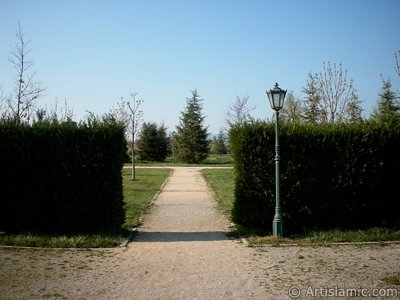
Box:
[1,0,399,134]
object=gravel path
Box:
[0,167,399,299]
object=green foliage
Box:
[371,78,400,122]
[175,90,209,163]
[247,227,400,246]
[281,91,304,124]
[202,168,234,216]
[0,232,124,248]
[302,72,322,124]
[138,122,169,161]
[230,120,400,233]
[122,168,171,230]
[0,167,171,247]
[209,130,227,154]
[0,120,127,234]
[382,273,400,286]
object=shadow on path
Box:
[134,231,229,242]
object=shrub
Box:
[0,120,126,233]
[230,120,400,233]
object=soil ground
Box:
[0,167,399,299]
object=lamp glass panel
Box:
[267,91,273,108]
[278,94,285,109]
[273,92,281,109]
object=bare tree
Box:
[0,86,7,120]
[127,93,143,180]
[394,50,400,103]
[110,92,143,180]
[226,95,256,129]
[315,61,361,124]
[6,23,45,124]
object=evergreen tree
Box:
[281,91,303,124]
[138,122,168,161]
[302,72,322,124]
[346,90,363,123]
[175,90,209,163]
[156,124,169,161]
[209,130,227,154]
[371,78,400,122]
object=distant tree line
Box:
[280,61,399,125]
[228,59,400,129]
[2,25,399,165]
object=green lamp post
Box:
[266,83,287,236]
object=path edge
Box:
[120,168,174,247]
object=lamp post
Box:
[266,83,287,236]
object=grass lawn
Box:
[2,165,399,248]
[201,168,400,246]
[246,228,400,247]
[122,167,171,230]
[202,168,234,217]
[132,153,234,167]
[0,168,171,248]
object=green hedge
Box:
[0,120,126,233]
[230,121,400,233]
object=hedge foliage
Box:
[0,120,126,233]
[230,120,400,233]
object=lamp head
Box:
[266,83,287,111]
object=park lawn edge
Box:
[0,168,171,248]
[201,168,400,247]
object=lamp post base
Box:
[273,220,283,236]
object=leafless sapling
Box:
[7,23,45,124]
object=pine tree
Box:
[281,91,303,124]
[346,90,363,123]
[302,72,322,124]
[138,122,168,161]
[156,124,169,161]
[175,90,209,163]
[371,78,399,122]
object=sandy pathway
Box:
[0,168,266,299]
[1,167,399,299]
[117,167,266,299]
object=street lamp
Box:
[266,83,287,236]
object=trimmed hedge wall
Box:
[0,121,126,233]
[230,121,400,233]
